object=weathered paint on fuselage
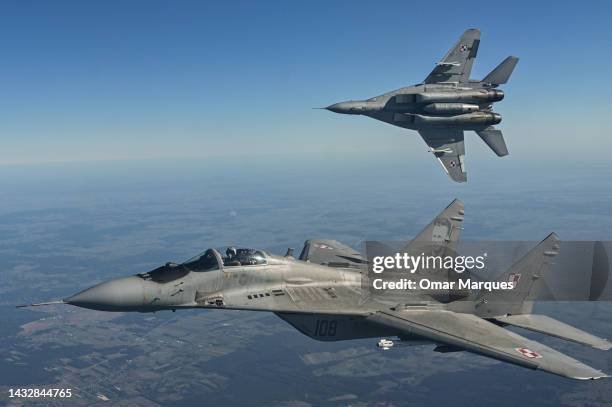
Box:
[66,252,407,342]
[330,82,503,131]
[64,251,475,343]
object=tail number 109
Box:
[314,319,338,337]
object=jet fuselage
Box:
[62,250,410,342]
[327,84,504,131]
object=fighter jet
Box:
[325,29,518,183]
[19,200,610,380]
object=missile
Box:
[377,339,394,350]
[414,89,504,104]
[428,147,454,154]
[394,112,501,127]
[422,103,480,115]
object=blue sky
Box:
[1,0,611,164]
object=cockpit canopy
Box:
[182,249,219,272]
[221,247,267,267]
[181,247,267,271]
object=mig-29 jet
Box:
[19,200,610,380]
[326,29,518,183]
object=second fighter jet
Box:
[326,28,518,183]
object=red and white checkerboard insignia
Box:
[508,273,521,286]
[449,161,456,167]
[316,244,333,250]
[460,44,468,52]
[515,347,542,359]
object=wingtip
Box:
[594,341,612,351]
[541,365,610,381]
[451,174,468,183]
[579,372,610,380]
[559,364,610,380]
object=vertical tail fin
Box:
[402,199,465,255]
[476,126,509,157]
[476,233,560,317]
[482,56,519,86]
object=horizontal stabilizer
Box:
[483,56,519,85]
[493,314,612,350]
[476,127,509,157]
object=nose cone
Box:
[326,101,362,114]
[326,102,347,113]
[66,276,145,311]
[492,113,502,124]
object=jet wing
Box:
[493,314,612,350]
[418,129,467,183]
[368,309,608,380]
[424,29,480,84]
[299,239,365,267]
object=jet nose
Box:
[66,276,145,311]
[326,101,361,114]
[326,102,346,113]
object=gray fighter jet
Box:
[326,29,518,182]
[19,200,610,380]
